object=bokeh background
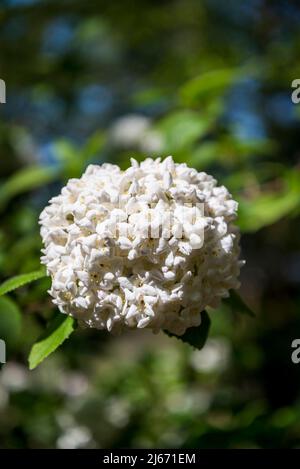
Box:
[1,0,300,449]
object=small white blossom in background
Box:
[56,425,92,449]
[166,388,212,414]
[57,372,89,397]
[40,156,244,335]
[110,114,163,153]
[105,397,130,428]
[0,362,30,392]
[56,411,94,449]
[190,338,231,373]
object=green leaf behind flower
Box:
[0,165,59,210]
[225,290,255,317]
[0,296,22,346]
[29,314,76,370]
[180,68,241,106]
[0,268,47,297]
[164,310,211,349]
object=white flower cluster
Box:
[40,156,244,335]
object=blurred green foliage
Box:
[1,0,300,449]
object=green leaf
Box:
[226,290,255,317]
[55,132,105,179]
[81,131,105,160]
[0,268,47,297]
[164,310,211,349]
[180,68,241,106]
[158,110,213,152]
[132,86,166,106]
[0,296,22,346]
[238,188,300,232]
[28,314,76,370]
[0,165,59,210]
[54,140,77,162]
[188,143,219,168]
[238,169,300,232]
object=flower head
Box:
[40,156,243,335]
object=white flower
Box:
[40,156,244,335]
[110,114,163,153]
[190,338,231,373]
